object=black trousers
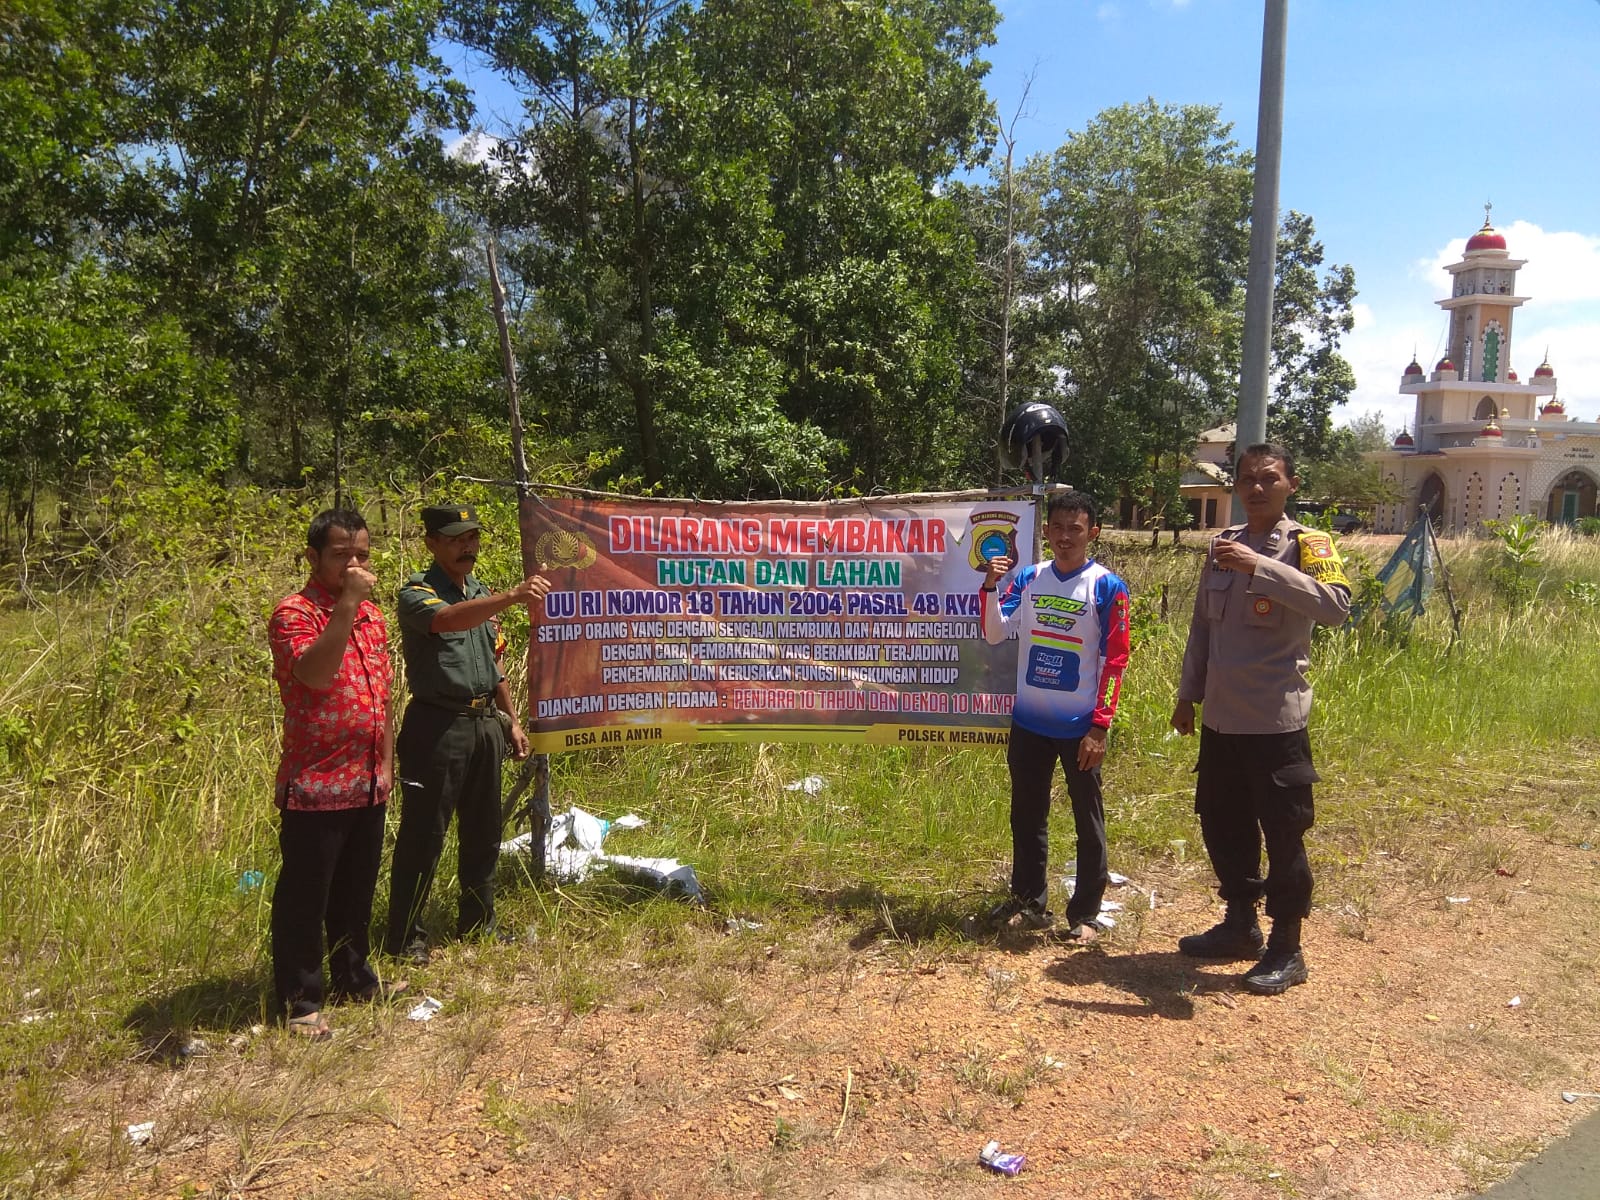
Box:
[1193,725,1318,921]
[384,702,506,952]
[1006,722,1109,925]
[271,803,385,1018]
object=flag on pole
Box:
[1356,512,1435,621]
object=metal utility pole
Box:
[1234,0,1287,518]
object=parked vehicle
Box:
[1295,502,1364,533]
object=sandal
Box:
[286,1012,333,1041]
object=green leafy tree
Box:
[459,0,998,496]
[268,156,505,494]
[1342,408,1392,452]
[459,0,692,488]
[108,0,476,481]
[0,261,232,535]
[1014,100,1252,505]
[943,87,1049,487]
[1485,513,1543,606]
[1299,411,1399,513]
[0,0,137,279]
[1267,210,1357,462]
[671,0,999,493]
[967,106,1357,518]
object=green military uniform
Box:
[383,510,510,955]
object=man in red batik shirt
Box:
[267,509,397,1039]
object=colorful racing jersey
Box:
[981,559,1131,740]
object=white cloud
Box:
[445,130,540,186]
[1530,318,1600,421]
[445,130,503,166]
[1340,314,1437,438]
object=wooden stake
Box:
[485,238,549,875]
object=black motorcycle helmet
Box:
[999,402,1068,481]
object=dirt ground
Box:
[63,833,1600,1200]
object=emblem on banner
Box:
[535,528,598,569]
[967,510,1021,572]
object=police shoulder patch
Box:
[1300,532,1336,559]
[1296,531,1350,587]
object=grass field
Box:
[4,493,1600,1196]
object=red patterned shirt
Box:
[269,578,393,811]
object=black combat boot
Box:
[1177,903,1265,960]
[1242,918,1308,994]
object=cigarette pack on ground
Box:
[978,1140,1025,1175]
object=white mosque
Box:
[1368,213,1592,533]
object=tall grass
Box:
[5,498,1600,1192]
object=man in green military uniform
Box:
[383,503,552,961]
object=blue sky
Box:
[447,0,1600,437]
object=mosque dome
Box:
[1541,397,1566,417]
[1466,219,1507,253]
[1394,430,1414,447]
[1479,418,1503,438]
[1534,358,1555,379]
[1436,356,1455,372]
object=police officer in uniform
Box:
[383,503,552,960]
[1170,444,1351,994]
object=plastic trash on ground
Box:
[501,807,701,903]
[406,997,443,1022]
[784,775,828,795]
[1059,865,1131,926]
[126,1122,154,1146]
[978,1140,1026,1175]
[1061,862,1130,886]
[600,854,704,904]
